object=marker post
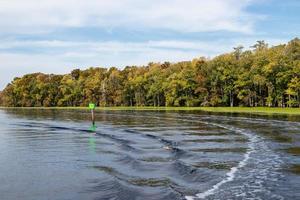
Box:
[89,103,96,126]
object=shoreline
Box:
[1,106,300,115]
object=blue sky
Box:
[0,0,299,89]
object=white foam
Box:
[185,123,258,200]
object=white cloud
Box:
[0,0,257,33]
[0,39,240,54]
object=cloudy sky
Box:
[0,0,299,89]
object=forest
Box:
[0,38,299,108]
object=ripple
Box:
[185,123,260,200]
[186,120,284,200]
[0,110,292,200]
[139,156,172,163]
[182,138,247,143]
[190,147,248,153]
[192,161,238,170]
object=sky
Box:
[0,0,299,89]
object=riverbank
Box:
[1,106,300,115]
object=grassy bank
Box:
[197,107,300,115]
[1,106,300,115]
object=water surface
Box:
[0,109,299,200]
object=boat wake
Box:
[185,122,284,200]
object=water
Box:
[0,109,300,200]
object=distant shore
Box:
[1,107,300,115]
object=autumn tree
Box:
[1,38,299,108]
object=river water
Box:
[0,109,299,200]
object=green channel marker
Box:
[89,103,96,126]
[89,103,95,110]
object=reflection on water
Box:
[285,147,300,155]
[289,164,300,174]
[88,124,97,152]
[0,108,300,200]
[89,136,96,152]
[89,124,97,132]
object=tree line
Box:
[0,38,300,107]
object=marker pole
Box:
[89,103,96,127]
[91,108,95,126]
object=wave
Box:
[185,121,283,200]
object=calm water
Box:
[0,109,300,200]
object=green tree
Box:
[1,38,299,109]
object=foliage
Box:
[1,38,300,107]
